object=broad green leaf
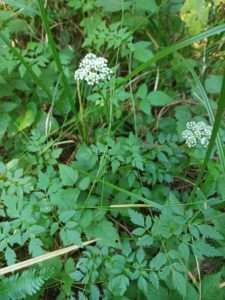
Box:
[205,75,223,94]
[186,283,199,300]
[140,98,151,115]
[197,224,224,240]
[78,177,91,191]
[86,219,119,247]
[193,240,221,257]
[70,270,83,281]
[137,276,148,294]
[30,225,45,235]
[148,91,173,106]
[133,41,153,63]
[132,228,145,236]
[76,145,97,170]
[60,188,80,208]
[178,243,190,262]
[16,102,37,132]
[90,285,100,300]
[150,253,167,270]
[0,101,18,113]
[149,272,159,289]
[172,271,187,297]
[7,19,28,33]
[5,247,16,265]
[52,188,80,209]
[59,211,76,223]
[134,0,158,13]
[136,83,148,99]
[59,164,79,186]
[109,275,129,296]
[128,209,145,227]
[202,273,224,300]
[60,228,81,246]
[137,235,153,247]
[28,238,44,257]
[136,247,145,263]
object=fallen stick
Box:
[0,239,97,276]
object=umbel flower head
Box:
[74,53,112,86]
[182,121,212,148]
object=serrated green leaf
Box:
[70,270,83,281]
[59,211,76,223]
[28,238,44,257]
[90,285,100,300]
[133,228,145,236]
[16,102,37,132]
[5,246,16,265]
[134,0,158,13]
[76,145,97,170]
[133,41,153,63]
[150,253,167,270]
[202,273,224,300]
[78,176,91,190]
[172,271,187,297]
[205,75,223,94]
[60,228,81,246]
[197,224,224,240]
[85,219,119,247]
[137,276,148,294]
[136,247,145,263]
[137,235,153,247]
[178,243,190,262]
[59,164,79,186]
[109,275,129,296]
[149,272,159,289]
[148,91,173,106]
[193,240,221,257]
[128,209,145,227]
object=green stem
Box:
[77,81,87,142]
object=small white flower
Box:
[182,129,197,148]
[182,121,212,148]
[74,53,112,86]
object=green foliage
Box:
[0,0,225,299]
[181,0,209,34]
[0,269,47,299]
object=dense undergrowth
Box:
[1,0,225,299]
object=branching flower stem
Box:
[76,80,87,143]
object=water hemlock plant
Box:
[0,0,225,299]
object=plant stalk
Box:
[77,80,87,142]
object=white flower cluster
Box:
[182,121,212,148]
[74,53,112,86]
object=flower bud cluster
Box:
[74,53,112,86]
[182,121,212,148]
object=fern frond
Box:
[0,268,47,300]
